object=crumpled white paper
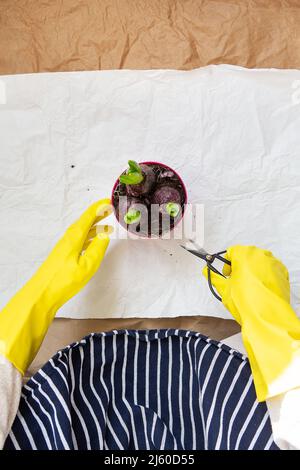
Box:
[0,65,300,319]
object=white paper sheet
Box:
[0,65,300,319]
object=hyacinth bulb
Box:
[120,160,155,197]
[152,185,181,217]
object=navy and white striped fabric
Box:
[4,330,278,450]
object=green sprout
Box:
[119,160,144,185]
[124,208,142,225]
[166,202,180,218]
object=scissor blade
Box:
[181,238,208,255]
[180,245,208,261]
[187,239,209,254]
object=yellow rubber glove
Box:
[0,199,113,375]
[203,245,300,402]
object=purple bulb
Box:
[126,164,156,197]
[152,185,181,217]
[152,186,181,206]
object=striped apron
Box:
[4,330,278,450]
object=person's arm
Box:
[223,332,300,450]
[0,199,113,447]
[204,245,300,402]
[0,357,22,448]
[207,245,300,450]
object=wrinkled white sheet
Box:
[0,65,300,319]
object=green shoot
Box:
[166,202,180,218]
[119,160,144,185]
[124,208,142,225]
[128,160,142,174]
[120,173,144,184]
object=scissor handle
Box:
[214,251,231,266]
[207,266,222,302]
[206,250,231,302]
[207,261,226,277]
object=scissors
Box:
[180,240,231,302]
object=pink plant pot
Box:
[111,161,187,239]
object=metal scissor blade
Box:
[179,240,231,303]
[180,245,208,261]
[180,243,224,302]
[181,238,209,256]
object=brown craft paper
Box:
[1,0,300,75]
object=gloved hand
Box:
[203,245,300,402]
[0,199,113,375]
